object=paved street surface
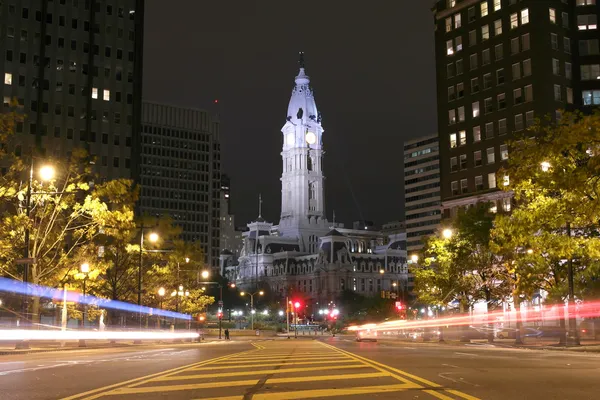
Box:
[1,337,599,399]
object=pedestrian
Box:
[224,328,230,340]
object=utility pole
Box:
[566,222,580,346]
[286,296,290,338]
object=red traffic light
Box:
[395,301,403,310]
[217,312,223,320]
[293,301,301,309]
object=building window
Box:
[448,86,456,101]
[511,37,519,54]
[499,118,507,134]
[482,25,490,41]
[469,30,477,46]
[447,63,455,78]
[459,130,466,145]
[451,181,459,195]
[515,114,524,131]
[470,53,478,70]
[578,14,598,30]
[446,17,452,32]
[474,150,482,166]
[103,89,110,101]
[451,157,458,172]
[456,36,463,52]
[485,122,494,138]
[471,77,480,93]
[475,175,484,191]
[526,111,535,127]
[549,8,556,24]
[450,133,457,148]
[500,144,508,160]
[4,73,12,85]
[522,33,530,51]
[481,1,488,17]
[456,59,464,75]
[458,106,465,122]
[582,90,600,105]
[497,93,506,109]
[581,64,600,80]
[484,97,493,114]
[551,33,559,51]
[521,8,529,25]
[579,39,599,55]
[554,84,562,101]
[566,87,573,104]
[482,49,491,65]
[487,147,495,164]
[503,175,510,187]
[502,197,511,212]
[564,37,571,53]
[510,12,518,29]
[562,12,569,28]
[523,59,532,76]
[473,126,481,142]
[565,62,572,79]
[552,58,560,75]
[449,109,456,124]
[577,0,596,5]
[447,40,454,55]
[457,82,464,98]
[484,73,492,89]
[461,179,468,194]
[92,87,98,99]
[460,154,467,169]
[468,6,476,22]
[448,0,456,8]
[488,173,497,189]
[495,44,503,60]
[497,68,505,84]
[455,13,462,29]
[525,84,533,102]
[514,88,523,104]
[472,101,480,118]
[494,0,501,11]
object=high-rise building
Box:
[403,134,441,253]
[1,0,144,180]
[139,102,221,269]
[219,174,243,258]
[434,0,600,216]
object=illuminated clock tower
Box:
[279,53,329,251]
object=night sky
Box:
[143,1,436,228]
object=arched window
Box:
[307,155,313,171]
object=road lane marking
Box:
[195,383,412,400]
[216,355,349,364]
[442,363,460,368]
[423,390,455,400]
[454,352,479,357]
[104,372,389,395]
[155,364,368,381]
[60,348,257,400]
[318,341,482,400]
[190,359,361,370]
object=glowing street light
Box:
[411,254,419,263]
[541,161,551,172]
[201,270,210,279]
[278,310,284,316]
[442,228,453,239]
[379,269,385,274]
[148,232,159,243]
[39,165,56,181]
[527,248,534,255]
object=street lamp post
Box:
[157,287,165,329]
[79,262,90,348]
[240,290,263,330]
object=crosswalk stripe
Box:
[106,372,389,395]
[195,383,414,400]
[217,356,349,364]
[190,359,361,370]
[154,364,368,381]
[231,354,341,361]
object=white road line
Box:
[454,352,479,357]
[442,363,460,368]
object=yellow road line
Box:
[217,356,349,364]
[230,354,341,361]
[318,342,482,400]
[232,352,332,358]
[196,383,414,400]
[155,364,368,381]
[108,372,389,395]
[60,348,257,400]
[190,359,361,370]
[424,390,456,400]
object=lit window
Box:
[481,1,488,17]
[494,0,501,11]
[473,126,481,142]
[459,130,467,145]
[455,36,463,52]
[500,144,508,160]
[578,14,597,30]
[503,175,510,187]
[549,8,556,24]
[487,147,495,164]
[580,64,600,80]
[577,0,596,5]
[472,101,480,118]
[449,109,456,124]
[455,13,462,29]
[582,90,600,105]
[458,106,465,122]
[482,24,490,40]
[447,40,454,55]
[521,8,529,25]
[448,0,456,7]
[494,19,502,35]
[502,197,511,212]
[92,87,98,99]
[4,73,12,85]
[510,13,518,29]
[446,17,452,32]
[488,172,497,189]
[103,89,110,101]
[450,133,457,148]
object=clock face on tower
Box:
[305,131,317,145]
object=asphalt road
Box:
[1,338,599,399]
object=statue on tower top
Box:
[298,51,305,69]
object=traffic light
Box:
[293,301,301,310]
[395,301,404,311]
[217,309,223,320]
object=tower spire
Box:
[298,51,305,69]
[258,193,263,219]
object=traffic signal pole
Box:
[219,285,223,339]
[286,296,290,339]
